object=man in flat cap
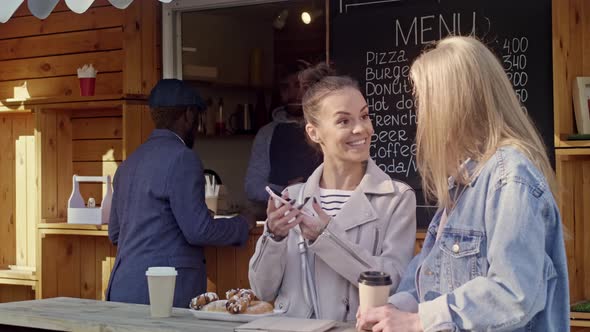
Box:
[106,79,255,308]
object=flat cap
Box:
[148,79,206,110]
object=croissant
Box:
[226,296,250,314]
[189,292,219,310]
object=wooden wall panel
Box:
[552,0,590,140]
[41,235,58,298]
[70,114,122,207]
[122,104,143,158]
[552,0,571,141]
[0,117,16,268]
[141,105,156,141]
[72,117,122,140]
[0,7,123,40]
[25,136,37,267]
[0,284,35,303]
[56,237,81,298]
[56,112,73,220]
[12,0,112,18]
[13,114,35,268]
[73,162,119,177]
[15,137,27,266]
[235,235,258,289]
[96,238,113,300]
[216,247,236,298]
[557,156,590,304]
[582,0,590,79]
[140,1,159,94]
[73,140,123,162]
[37,110,58,220]
[205,247,218,294]
[0,51,123,82]
[80,237,97,299]
[582,162,590,302]
[123,1,142,95]
[0,0,157,304]
[42,234,116,301]
[0,28,123,62]
[557,158,577,300]
[70,109,122,119]
[0,72,123,100]
[573,160,587,302]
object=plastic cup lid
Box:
[145,266,177,277]
[358,271,392,286]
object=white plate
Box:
[189,308,284,323]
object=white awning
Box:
[0,0,173,23]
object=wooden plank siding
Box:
[0,284,35,303]
[553,0,590,313]
[0,28,123,62]
[0,0,158,302]
[0,114,35,270]
[0,6,123,40]
[0,51,123,82]
[13,115,35,269]
[11,0,113,18]
[0,117,15,269]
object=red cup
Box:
[79,77,96,96]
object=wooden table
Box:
[0,297,356,332]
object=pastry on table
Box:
[200,299,229,312]
[190,289,274,315]
[189,292,219,310]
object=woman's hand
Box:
[299,198,331,242]
[356,304,423,332]
[266,194,302,239]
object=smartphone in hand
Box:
[265,186,290,209]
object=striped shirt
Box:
[318,188,353,217]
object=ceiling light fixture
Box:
[273,9,289,30]
[301,9,322,25]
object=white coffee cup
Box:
[205,196,218,214]
[358,271,393,329]
[145,267,177,318]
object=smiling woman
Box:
[248,63,417,321]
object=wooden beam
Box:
[56,111,73,220]
[0,116,16,268]
[36,110,58,220]
[73,140,123,162]
[0,73,123,100]
[123,1,142,95]
[0,51,123,82]
[12,0,112,18]
[72,117,122,140]
[122,104,142,159]
[0,6,123,41]
[0,28,123,62]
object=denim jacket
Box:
[389,147,569,331]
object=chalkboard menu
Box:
[330,0,553,227]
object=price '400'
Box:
[503,37,529,54]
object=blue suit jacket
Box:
[106,129,249,308]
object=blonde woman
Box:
[248,64,417,321]
[357,36,569,332]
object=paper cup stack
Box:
[77,64,97,96]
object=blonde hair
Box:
[411,36,556,209]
